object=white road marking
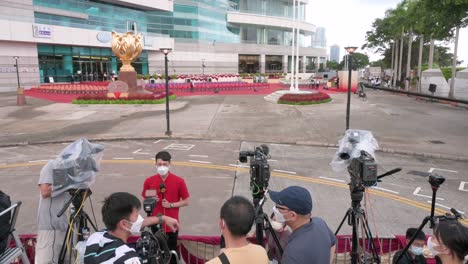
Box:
[428,168,458,173]
[273,169,297,175]
[427,201,465,214]
[133,149,150,155]
[153,139,169,144]
[199,176,231,179]
[210,140,231,144]
[1,147,18,150]
[113,158,134,160]
[189,160,212,164]
[459,182,468,192]
[189,155,209,158]
[268,159,278,162]
[372,187,400,194]
[319,176,346,183]
[229,164,249,168]
[270,143,289,147]
[413,187,444,200]
[164,144,195,151]
[28,160,49,163]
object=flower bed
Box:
[72,93,175,104]
[278,92,331,105]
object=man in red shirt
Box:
[142,151,190,264]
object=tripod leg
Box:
[351,210,359,264]
[335,209,352,236]
[361,211,380,263]
[263,214,283,256]
[58,219,73,264]
[395,216,431,264]
[84,212,98,232]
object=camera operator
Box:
[141,151,190,264]
[206,196,269,264]
[84,192,179,264]
[392,228,427,264]
[427,219,468,264]
[269,186,336,264]
[35,164,72,264]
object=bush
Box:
[278,92,331,105]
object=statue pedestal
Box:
[118,71,139,95]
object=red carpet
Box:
[24,83,353,103]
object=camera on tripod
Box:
[331,130,380,188]
[239,145,271,200]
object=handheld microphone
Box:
[159,183,166,200]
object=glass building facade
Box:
[27,0,322,79]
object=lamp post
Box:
[13,56,26,105]
[344,46,357,131]
[160,48,172,136]
[201,59,206,75]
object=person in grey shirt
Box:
[269,186,337,264]
[35,162,71,264]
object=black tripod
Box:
[395,174,446,264]
[335,168,401,264]
[335,184,380,264]
[253,193,283,256]
[57,189,98,264]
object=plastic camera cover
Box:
[330,129,379,172]
[39,138,104,197]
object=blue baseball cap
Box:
[269,186,312,215]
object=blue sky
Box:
[306,0,468,66]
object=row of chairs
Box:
[146,82,269,93]
[31,85,108,94]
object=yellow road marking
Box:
[1,159,466,225]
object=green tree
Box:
[326,60,341,70]
[340,52,370,70]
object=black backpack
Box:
[0,190,12,255]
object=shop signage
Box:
[97,32,112,43]
[33,24,52,38]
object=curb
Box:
[1,136,467,162]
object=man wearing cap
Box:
[269,186,336,264]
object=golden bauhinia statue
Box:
[111,31,143,72]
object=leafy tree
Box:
[340,52,370,70]
[326,60,341,70]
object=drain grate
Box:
[429,140,445,144]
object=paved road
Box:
[1,89,468,159]
[1,139,467,237]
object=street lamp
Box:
[13,56,26,106]
[344,46,357,131]
[201,59,206,76]
[160,48,172,136]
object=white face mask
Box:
[157,166,169,176]
[270,220,284,232]
[427,237,443,256]
[272,206,291,223]
[124,215,144,235]
[410,246,424,256]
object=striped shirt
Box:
[84,231,141,264]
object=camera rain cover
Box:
[330,129,379,172]
[39,138,104,197]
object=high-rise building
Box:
[330,45,340,62]
[0,0,328,92]
[312,27,327,48]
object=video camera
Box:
[42,138,104,197]
[331,130,380,188]
[239,145,271,200]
